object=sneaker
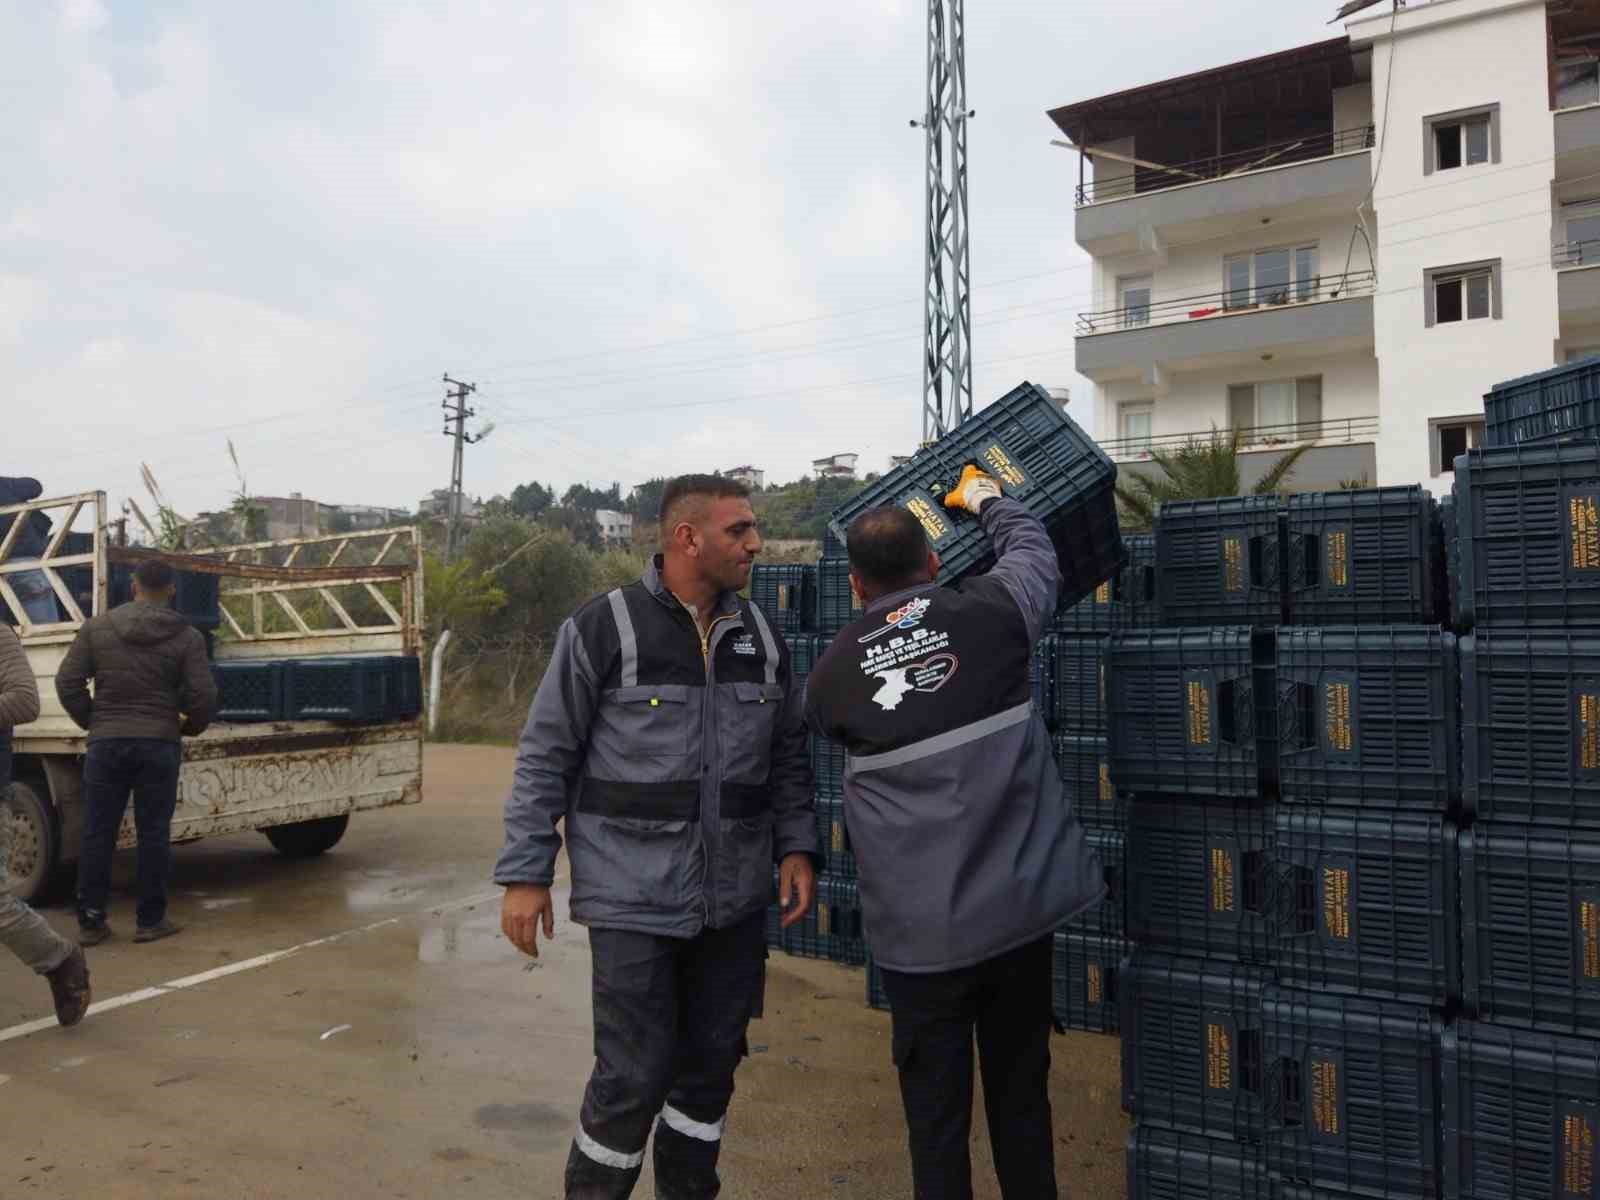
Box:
[77,923,111,947]
[45,947,91,1028]
[133,919,182,944]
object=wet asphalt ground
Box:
[1,744,1127,1198]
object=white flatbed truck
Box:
[1,491,425,904]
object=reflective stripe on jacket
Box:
[494,557,817,937]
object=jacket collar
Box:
[641,554,742,618]
[864,580,939,615]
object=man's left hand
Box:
[778,852,816,929]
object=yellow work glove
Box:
[942,464,1004,516]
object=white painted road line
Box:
[0,883,521,1046]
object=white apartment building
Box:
[1053,0,1600,490]
[594,509,634,545]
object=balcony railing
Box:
[1554,239,1600,268]
[1077,271,1376,337]
[1100,415,1380,463]
[1076,125,1375,205]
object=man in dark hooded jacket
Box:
[56,559,218,946]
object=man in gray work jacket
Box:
[804,465,1104,1200]
[496,473,818,1200]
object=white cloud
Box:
[4,0,1328,519]
[59,0,107,35]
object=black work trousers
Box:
[565,910,767,1200]
[878,935,1057,1200]
[76,737,183,930]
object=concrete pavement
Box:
[0,744,1127,1198]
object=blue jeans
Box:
[76,739,183,929]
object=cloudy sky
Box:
[4,0,1336,521]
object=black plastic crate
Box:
[814,556,862,634]
[1050,571,1120,634]
[1054,734,1119,831]
[285,657,392,722]
[1032,635,1058,726]
[1442,1020,1600,1200]
[1272,809,1459,1007]
[1284,487,1436,626]
[811,733,846,796]
[213,660,286,722]
[1065,827,1126,938]
[826,380,1123,600]
[822,525,847,561]
[1454,440,1600,628]
[1121,950,1270,1142]
[1156,496,1283,627]
[1053,930,1126,1034]
[1261,988,1441,1200]
[1437,494,1459,631]
[1460,631,1600,827]
[1108,628,1264,799]
[1275,627,1459,811]
[388,655,423,720]
[1126,1127,1270,1200]
[866,956,890,1012]
[1483,356,1600,447]
[772,871,866,966]
[813,793,856,878]
[1126,796,1275,964]
[1052,634,1107,737]
[1120,533,1160,628]
[111,563,223,631]
[1460,825,1600,1034]
[784,634,829,694]
[749,563,815,634]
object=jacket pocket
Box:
[716,812,775,921]
[587,684,697,779]
[718,681,783,783]
[567,812,701,913]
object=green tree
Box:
[626,477,669,523]
[1115,427,1313,531]
[509,481,555,519]
[562,481,622,512]
[423,554,508,638]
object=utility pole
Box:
[915,0,974,443]
[441,374,480,563]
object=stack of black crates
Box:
[754,544,868,971]
[1116,484,1458,1200]
[1444,355,1600,1200]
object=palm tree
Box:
[1115,426,1314,531]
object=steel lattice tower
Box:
[920,0,973,442]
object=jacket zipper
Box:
[698,611,738,928]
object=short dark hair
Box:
[134,559,176,592]
[659,474,751,531]
[847,506,932,592]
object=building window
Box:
[1563,200,1600,267]
[1425,260,1502,326]
[1431,416,1486,475]
[1228,376,1323,440]
[1557,57,1600,110]
[1120,402,1153,451]
[1119,275,1152,328]
[1424,104,1500,175]
[1223,245,1319,310]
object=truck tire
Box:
[263,815,349,858]
[3,777,60,906]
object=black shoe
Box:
[77,922,110,947]
[45,947,91,1027]
[133,919,182,944]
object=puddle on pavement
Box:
[475,1101,569,1151]
[417,919,507,965]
